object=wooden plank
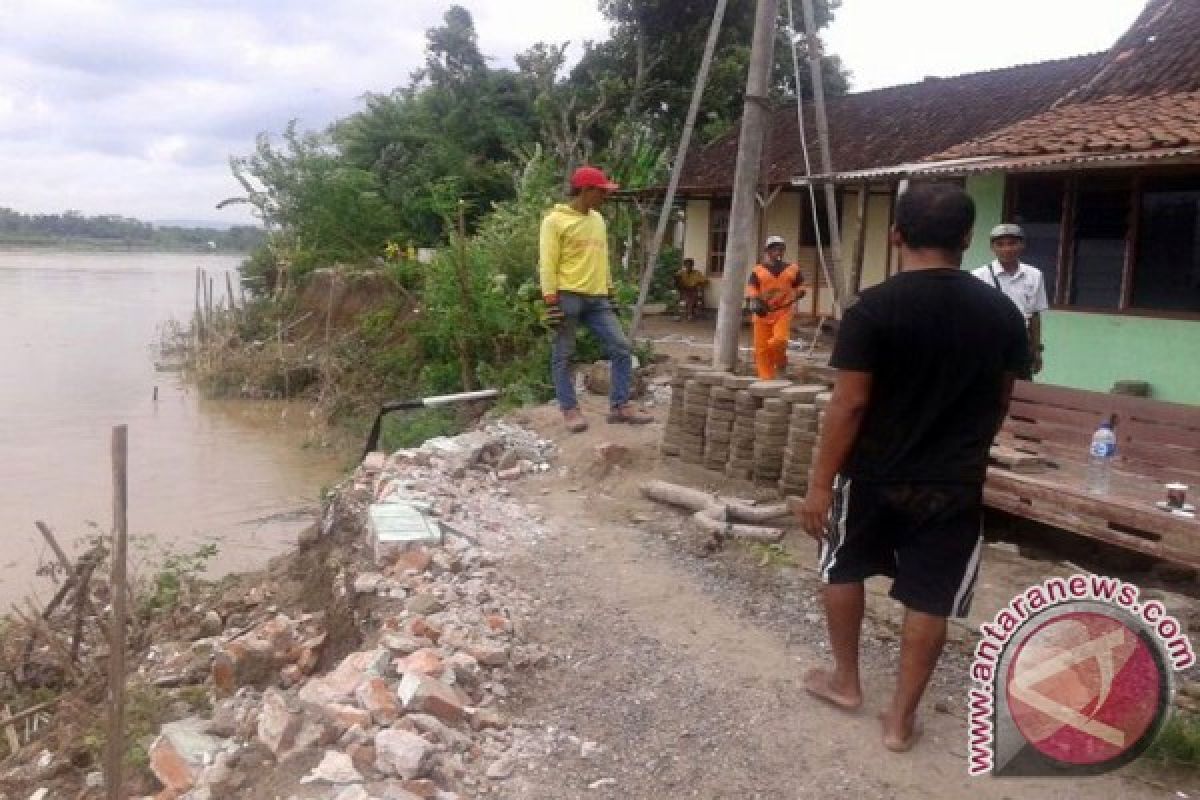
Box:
[989,445,1045,473]
[1008,400,1107,431]
[1122,418,1200,451]
[984,489,1171,560]
[1117,393,1200,428]
[995,435,1086,469]
[987,469,1200,545]
[1120,442,1200,475]
[1012,382,1120,415]
[1005,419,1094,449]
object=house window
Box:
[1068,179,1131,309]
[1132,177,1200,313]
[799,190,842,248]
[708,199,730,275]
[1010,177,1065,302]
[1007,171,1200,316]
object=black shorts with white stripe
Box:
[819,477,983,618]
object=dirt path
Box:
[487,398,1196,799]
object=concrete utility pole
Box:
[629,0,729,340]
[799,0,848,309]
[713,0,780,371]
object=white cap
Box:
[990,223,1025,240]
[764,235,786,249]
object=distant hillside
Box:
[0,208,265,252]
[152,219,247,231]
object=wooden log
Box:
[693,509,785,543]
[639,480,791,523]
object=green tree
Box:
[222,121,403,281]
[333,6,540,244]
[572,0,848,147]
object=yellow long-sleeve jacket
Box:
[538,203,612,297]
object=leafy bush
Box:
[379,408,461,450]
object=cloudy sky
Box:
[0,0,1146,225]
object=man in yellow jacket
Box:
[540,166,653,433]
[746,235,806,379]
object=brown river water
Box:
[0,249,344,608]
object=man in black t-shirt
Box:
[795,184,1028,753]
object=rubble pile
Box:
[132,424,561,800]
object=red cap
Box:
[570,165,619,191]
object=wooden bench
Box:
[985,382,1200,568]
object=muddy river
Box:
[0,249,344,607]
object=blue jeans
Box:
[551,291,633,411]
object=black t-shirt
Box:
[831,268,1029,484]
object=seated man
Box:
[675,258,708,320]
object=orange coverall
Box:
[745,262,805,379]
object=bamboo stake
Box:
[34,520,73,575]
[453,200,476,391]
[104,425,129,800]
[630,0,728,339]
[0,698,59,731]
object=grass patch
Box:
[1147,710,1200,768]
[747,542,799,569]
[379,407,461,451]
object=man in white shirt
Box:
[972,224,1048,378]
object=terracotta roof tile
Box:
[1067,0,1200,101]
[934,91,1200,159]
[928,0,1200,162]
[675,53,1105,191]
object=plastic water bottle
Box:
[1087,421,1117,495]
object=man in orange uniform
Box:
[746,235,806,379]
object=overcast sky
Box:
[0,0,1146,225]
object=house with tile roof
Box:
[673,0,1200,403]
[671,51,1104,316]
[830,0,1200,403]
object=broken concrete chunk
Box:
[356,676,401,724]
[300,749,364,785]
[398,672,466,723]
[370,502,444,564]
[148,717,227,792]
[375,729,434,779]
[381,633,435,656]
[257,689,303,759]
[395,648,444,678]
[406,593,444,616]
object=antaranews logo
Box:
[968,574,1195,777]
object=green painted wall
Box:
[963,173,1006,270]
[1041,312,1200,405]
[961,172,1200,406]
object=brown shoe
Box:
[563,408,589,433]
[607,404,653,425]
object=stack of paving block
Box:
[749,380,793,485]
[808,389,835,485]
[778,384,825,497]
[679,371,724,464]
[703,381,737,472]
[723,375,762,480]
[661,364,703,457]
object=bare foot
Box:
[802,668,862,712]
[879,711,922,752]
